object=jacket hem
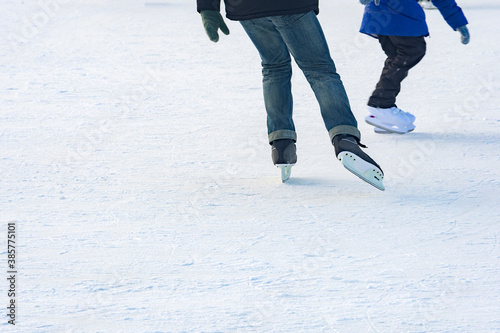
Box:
[227,6,318,21]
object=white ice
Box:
[0,0,499,331]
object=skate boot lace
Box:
[390,107,414,122]
[391,107,404,116]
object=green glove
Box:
[456,25,470,45]
[200,10,230,43]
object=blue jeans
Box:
[240,11,360,144]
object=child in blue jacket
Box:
[359,0,469,134]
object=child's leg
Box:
[368,36,426,108]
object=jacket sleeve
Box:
[431,0,468,29]
[197,0,221,13]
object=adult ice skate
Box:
[271,139,297,182]
[332,134,385,191]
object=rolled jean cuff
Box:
[328,125,361,143]
[268,130,297,144]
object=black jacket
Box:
[197,0,319,21]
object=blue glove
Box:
[456,25,470,45]
[200,10,230,43]
[360,0,380,5]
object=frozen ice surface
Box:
[0,0,498,331]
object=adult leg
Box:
[243,13,383,189]
[240,18,296,143]
[368,35,426,108]
[271,12,360,142]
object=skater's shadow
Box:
[283,176,366,190]
[375,131,500,144]
[283,177,337,186]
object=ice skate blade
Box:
[365,115,415,134]
[338,152,385,191]
[276,164,294,183]
[373,127,408,134]
[374,127,392,134]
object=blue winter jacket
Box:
[360,0,468,37]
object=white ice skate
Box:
[365,106,416,134]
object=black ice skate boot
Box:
[271,139,297,182]
[332,134,385,191]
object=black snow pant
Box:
[368,35,426,108]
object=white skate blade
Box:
[365,115,415,134]
[276,164,293,183]
[374,127,390,134]
[338,152,385,191]
[373,127,408,134]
